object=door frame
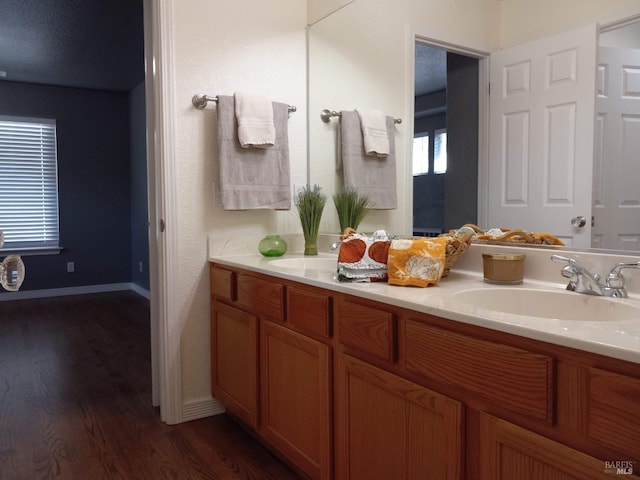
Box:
[405,29,491,233]
[144,0,182,425]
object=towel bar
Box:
[192,94,297,114]
[321,108,402,124]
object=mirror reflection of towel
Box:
[340,111,397,209]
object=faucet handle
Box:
[551,254,581,268]
[606,261,640,287]
[551,254,572,264]
[609,261,640,275]
[551,255,598,278]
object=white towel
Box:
[234,91,275,148]
[217,95,291,210]
[340,111,397,209]
[356,108,390,157]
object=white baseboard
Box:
[0,282,150,301]
[182,397,226,422]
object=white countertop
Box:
[209,251,640,365]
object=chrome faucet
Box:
[551,255,640,298]
[603,261,640,298]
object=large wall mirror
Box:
[307,0,640,254]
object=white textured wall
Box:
[308,0,501,236]
[500,0,640,47]
[172,0,307,405]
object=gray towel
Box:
[217,95,291,210]
[340,111,397,209]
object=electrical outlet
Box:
[66,261,75,273]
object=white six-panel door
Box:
[488,25,598,247]
[593,46,640,251]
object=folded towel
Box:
[356,108,390,157]
[340,111,397,209]
[387,237,448,287]
[217,95,291,210]
[337,230,390,282]
[234,91,275,148]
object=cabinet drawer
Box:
[337,299,396,363]
[287,287,332,338]
[236,273,284,320]
[403,320,554,423]
[210,264,235,301]
[586,368,640,460]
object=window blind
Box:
[0,117,60,249]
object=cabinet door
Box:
[211,300,258,428]
[260,320,331,480]
[335,354,463,480]
[479,413,636,479]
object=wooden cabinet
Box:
[336,299,396,363]
[479,413,636,480]
[211,262,640,479]
[403,320,554,423]
[210,264,332,480]
[335,354,463,480]
[210,299,258,427]
[260,320,331,479]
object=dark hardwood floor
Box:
[0,291,302,480]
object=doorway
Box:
[412,43,479,236]
[0,0,157,404]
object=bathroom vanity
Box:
[209,250,640,479]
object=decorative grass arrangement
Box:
[333,187,371,232]
[296,184,327,255]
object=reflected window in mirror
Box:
[412,135,429,175]
[434,128,447,174]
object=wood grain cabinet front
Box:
[402,319,554,423]
[335,353,463,480]
[336,299,396,363]
[210,300,258,428]
[287,286,332,339]
[260,320,332,480]
[236,272,284,321]
[210,265,235,302]
[479,413,637,480]
[559,363,640,463]
[210,263,640,479]
[584,368,640,461]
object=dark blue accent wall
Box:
[129,82,150,290]
[0,80,135,291]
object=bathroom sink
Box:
[453,287,640,321]
[268,257,337,271]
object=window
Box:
[434,129,447,174]
[413,128,448,176]
[412,134,429,175]
[0,116,60,251]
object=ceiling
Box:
[415,43,447,97]
[0,0,145,93]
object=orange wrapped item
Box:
[387,237,448,287]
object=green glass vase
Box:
[258,235,287,257]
